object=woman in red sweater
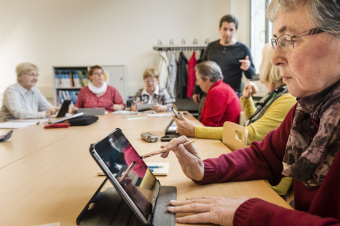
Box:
[160,0,340,225]
[196,61,241,127]
[73,65,125,112]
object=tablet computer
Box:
[56,99,71,118]
[137,104,153,112]
[87,128,175,225]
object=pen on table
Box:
[119,161,136,182]
[140,140,195,159]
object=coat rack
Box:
[153,39,209,52]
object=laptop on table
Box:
[77,128,177,226]
[77,108,105,115]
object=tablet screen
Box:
[92,128,159,224]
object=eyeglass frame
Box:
[144,79,157,83]
[24,72,39,77]
[271,27,324,51]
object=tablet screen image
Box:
[90,128,160,225]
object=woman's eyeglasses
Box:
[271,27,324,51]
[145,79,157,83]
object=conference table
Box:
[0,113,292,226]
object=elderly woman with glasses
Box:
[131,68,172,112]
[160,0,340,225]
[0,62,58,121]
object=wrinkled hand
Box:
[46,107,59,117]
[242,81,258,99]
[130,102,143,111]
[174,112,196,137]
[113,104,125,111]
[239,55,251,71]
[160,135,204,181]
[168,196,249,225]
[192,94,201,104]
[151,104,165,112]
[70,106,78,114]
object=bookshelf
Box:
[53,66,88,106]
[53,65,128,106]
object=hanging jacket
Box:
[187,51,197,98]
[167,52,177,99]
[176,52,188,99]
[158,51,169,88]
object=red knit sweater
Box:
[200,80,241,127]
[198,104,340,225]
[75,86,125,112]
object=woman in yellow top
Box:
[174,43,297,195]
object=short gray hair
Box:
[267,0,340,37]
[16,62,39,82]
[195,61,223,83]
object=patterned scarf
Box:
[245,84,288,126]
[282,80,340,187]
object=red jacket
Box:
[200,80,241,127]
[199,104,340,225]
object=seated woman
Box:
[161,0,340,224]
[73,65,125,112]
[0,62,58,121]
[176,43,296,144]
[191,61,241,127]
[131,68,172,112]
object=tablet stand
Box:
[76,177,177,226]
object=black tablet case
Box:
[77,178,176,226]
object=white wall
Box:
[0,0,251,105]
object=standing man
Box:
[193,14,255,117]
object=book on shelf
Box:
[57,90,80,105]
[54,69,88,89]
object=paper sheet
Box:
[146,162,169,176]
[0,121,37,128]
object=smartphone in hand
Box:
[171,106,180,119]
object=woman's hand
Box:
[130,102,142,111]
[192,94,201,104]
[151,104,166,112]
[46,107,59,117]
[160,135,204,181]
[70,106,78,114]
[242,81,258,99]
[168,196,249,225]
[112,104,125,111]
[174,112,196,137]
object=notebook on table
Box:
[77,128,177,226]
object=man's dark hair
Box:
[219,14,239,29]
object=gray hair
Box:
[195,61,223,83]
[267,0,340,37]
[16,62,39,82]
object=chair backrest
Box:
[239,111,246,126]
[222,121,248,151]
